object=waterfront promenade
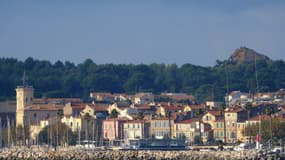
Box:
[0,146,258,160]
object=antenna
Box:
[22,70,26,86]
[254,52,259,96]
[225,61,230,105]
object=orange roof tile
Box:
[208,111,223,117]
[176,118,199,124]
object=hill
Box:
[0,47,284,102]
[229,47,270,64]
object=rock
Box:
[229,47,270,64]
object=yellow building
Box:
[16,86,34,127]
[237,122,246,143]
[214,120,225,142]
[224,107,247,143]
[202,111,224,142]
[174,118,200,144]
[150,118,175,139]
[61,116,82,132]
[123,120,150,140]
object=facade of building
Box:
[123,120,150,140]
[224,108,247,143]
[16,86,34,127]
[61,116,82,132]
[149,118,175,139]
[174,118,200,144]
[214,120,225,142]
[103,119,126,141]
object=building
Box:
[149,118,175,139]
[226,91,252,106]
[224,107,247,143]
[103,118,126,141]
[214,119,225,142]
[0,101,16,127]
[16,85,34,127]
[174,118,200,144]
[202,111,224,142]
[134,92,154,104]
[61,116,82,132]
[174,118,212,144]
[123,120,150,141]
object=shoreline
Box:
[0,147,258,160]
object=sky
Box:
[0,0,285,66]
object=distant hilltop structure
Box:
[229,47,270,64]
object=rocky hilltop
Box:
[229,47,270,64]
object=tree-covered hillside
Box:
[0,57,285,102]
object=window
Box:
[165,121,169,127]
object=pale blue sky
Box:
[0,0,285,66]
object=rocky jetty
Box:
[0,147,258,160]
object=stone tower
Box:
[16,86,34,127]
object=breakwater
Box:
[0,147,257,160]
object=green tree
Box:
[166,111,172,139]
[110,109,119,140]
[136,111,145,120]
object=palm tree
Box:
[244,102,252,144]
[166,111,171,139]
[221,103,227,144]
[33,113,38,145]
[56,109,63,149]
[110,109,119,142]
[136,111,145,120]
[83,112,91,148]
[195,109,203,144]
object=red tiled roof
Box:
[26,104,62,111]
[70,103,86,109]
[163,105,183,111]
[33,98,82,103]
[86,104,108,111]
[176,118,199,124]
[188,104,206,110]
[134,104,153,110]
[208,111,223,117]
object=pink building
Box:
[103,118,126,141]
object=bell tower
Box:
[16,72,34,127]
